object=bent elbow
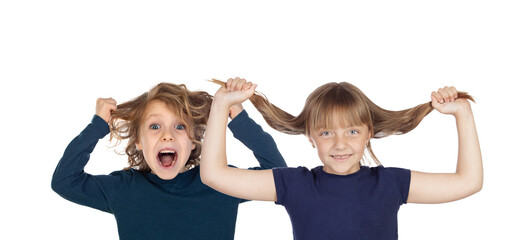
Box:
[473,174,483,194]
[472,179,483,195]
[200,169,215,187]
[201,175,219,190]
[51,171,73,196]
[465,177,483,198]
[51,175,66,195]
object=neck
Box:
[322,164,361,176]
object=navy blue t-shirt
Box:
[273,166,411,240]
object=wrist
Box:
[212,97,232,114]
[453,102,473,120]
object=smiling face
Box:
[136,100,196,180]
[309,121,371,175]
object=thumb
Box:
[242,83,257,100]
[250,83,257,92]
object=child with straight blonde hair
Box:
[202,78,482,239]
[52,80,287,240]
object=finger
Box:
[438,88,450,102]
[249,83,257,93]
[106,98,117,105]
[226,78,234,90]
[232,77,241,90]
[450,86,458,100]
[109,101,118,111]
[234,78,246,91]
[443,86,455,102]
[96,98,117,122]
[431,91,438,100]
[240,78,248,90]
[431,91,439,104]
[432,90,444,104]
[243,82,253,90]
[431,94,438,108]
[431,91,445,109]
[97,98,114,106]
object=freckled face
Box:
[136,100,195,180]
[309,124,371,175]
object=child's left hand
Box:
[431,86,471,116]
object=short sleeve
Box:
[384,167,412,204]
[273,167,310,206]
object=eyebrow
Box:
[144,113,187,125]
[145,114,162,119]
[315,125,366,131]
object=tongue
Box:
[160,155,174,167]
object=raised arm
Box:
[51,98,122,212]
[407,87,483,204]
[200,78,277,201]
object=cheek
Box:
[138,135,147,149]
[138,133,157,152]
[179,136,195,152]
[315,142,330,155]
[352,141,367,154]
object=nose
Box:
[333,135,347,150]
[161,130,175,142]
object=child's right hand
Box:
[96,97,117,123]
[226,77,250,119]
[214,77,257,109]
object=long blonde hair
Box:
[211,79,473,165]
[110,82,212,171]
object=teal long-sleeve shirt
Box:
[51,110,286,240]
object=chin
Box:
[325,164,360,175]
[155,170,180,180]
[147,162,182,180]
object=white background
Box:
[1,1,515,239]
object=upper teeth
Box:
[160,150,175,154]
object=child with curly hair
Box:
[52,80,286,240]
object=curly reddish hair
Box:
[110,82,212,172]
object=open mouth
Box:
[157,150,177,168]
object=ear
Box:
[136,141,142,151]
[308,136,316,148]
[191,141,196,150]
[365,130,373,147]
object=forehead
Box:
[142,100,181,120]
[313,113,366,130]
[311,104,367,129]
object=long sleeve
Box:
[228,110,287,170]
[51,115,124,213]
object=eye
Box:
[150,124,160,130]
[175,124,186,130]
[349,129,359,135]
[320,131,332,136]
